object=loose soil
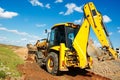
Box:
[17,59,109,80]
[16,48,110,80]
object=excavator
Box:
[27,2,118,75]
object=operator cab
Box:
[48,23,80,49]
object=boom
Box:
[73,2,117,68]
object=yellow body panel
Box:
[53,23,69,27]
[108,48,118,59]
[59,43,68,71]
[73,19,90,68]
[52,22,78,29]
[88,57,93,68]
[35,40,47,48]
[50,46,60,51]
[50,44,69,71]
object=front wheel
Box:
[46,52,59,75]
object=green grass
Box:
[0,44,24,79]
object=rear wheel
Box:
[46,52,59,75]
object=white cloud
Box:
[74,19,81,24]
[117,27,120,33]
[0,7,18,19]
[55,0,63,3]
[62,3,83,15]
[59,11,64,15]
[0,27,41,46]
[45,4,51,9]
[0,36,7,41]
[36,24,46,27]
[29,0,51,9]
[30,35,40,39]
[74,6,83,13]
[29,0,43,7]
[0,27,28,36]
[59,3,83,15]
[64,3,76,15]
[109,32,113,35]
[29,40,37,43]
[4,38,37,46]
[21,38,27,41]
[118,30,120,33]
[13,36,40,46]
[103,15,112,23]
[0,27,40,40]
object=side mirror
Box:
[45,29,48,33]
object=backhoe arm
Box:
[83,2,117,59]
[73,2,117,68]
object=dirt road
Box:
[18,61,109,80]
[16,48,109,80]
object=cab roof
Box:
[52,22,80,29]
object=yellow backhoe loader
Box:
[27,2,118,75]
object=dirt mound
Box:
[87,39,120,80]
[14,47,28,60]
[89,58,120,80]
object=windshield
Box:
[49,26,65,47]
[65,27,79,49]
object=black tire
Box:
[35,51,44,67]
[46,52,59,75]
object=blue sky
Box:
[0,0,120,48]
